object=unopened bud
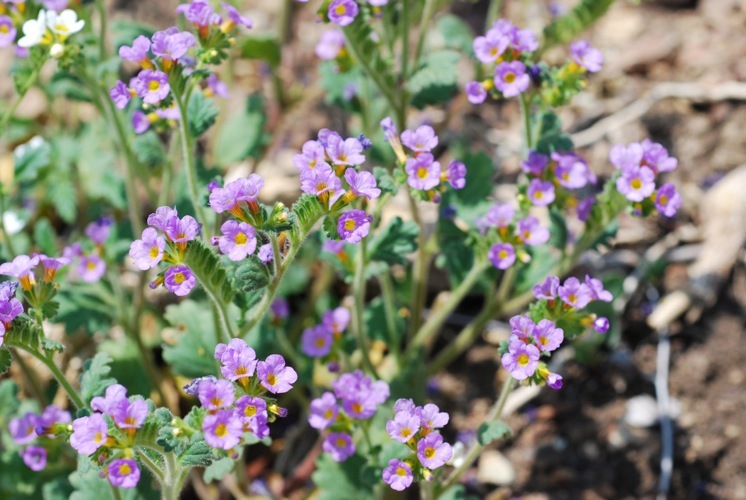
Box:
[50,43,64,58]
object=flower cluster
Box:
[69,384,150,489]
[0,251,70,317]
[519,150,597,211]
[185,339,297,451]
[308,370,389,462]
[315,29,346,61]
[2,6,85,60]
[307,0,389,27]
[383,399,452,491]
[9,404,71,472]
[129,206,201,296]
[380,118,467,201]
[61,217,114,284]
[610,140,681,217]
[501,274,613,384]
[301,306,350,359]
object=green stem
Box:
[406,193,427,339]
[0,67,42,136]
[352,240,377,375]
[519,93,534,153]
[96,0,107,61]
[400,0,410,90]
[195,272,235,343]
[0,187,18,258]
[22,346,86,410]
[11,348,47,407]
[439,378,515,494]
[412,0,437,75]
[484,0,502,31]
[174,93,209,230]
[137,450,165,483]
[377,273,401,364]
[110,484,123,500]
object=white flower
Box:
[50,43,64,58]
[18,10,48,48]
[46,9,85,38]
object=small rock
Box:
[476,450,516,486]
[624,394,659,428]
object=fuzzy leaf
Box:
[548,208,568,249]
[477,420,512,446]
[534,110,573,155]
[187,92,219,137]
[373,167,397,196]
[436,15,475,56]
[408,50,461,109]
[2,316,43,351]
[290,194,326,242]
[162,300,219,378]
[240,35,281,67]
[203,457,234,482]
[0,349,10,376]
[322,213,341,241]
[13,137,51,183]
[542,0,616,51]
[132,132,166,168]
[368,217,419,266]
[47,173,77,223]
[178,437,215,468]
[215,93,266,167]
[184,238,234,304]
[79,352,117,403]
[312,453,375,500]
[33,217,57,256]
[233,257,270,293]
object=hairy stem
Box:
[406,193,428,339]
[23,346,86,410]
[352,240,377,375]
[174,93,209,231]
[0,187,18,258]
[0,66,42,136]
[378,273,401,364]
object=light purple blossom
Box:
[577,197,595,222]
[641,139,677,173]
[501,341,540,380]
[108,459,140,489]
[494,61,530,97]
[151,28,196,62]
[70,414,109,455]
[20,445,46,471]
[527,178,555,206]
[222,3,253,29]
[206,73,230,99]
[401,125,438,153]
[323,432,355,462]
[234,396,268,436]
[302,325,333,358]
[316,30,345,60]
[488,243,516,270]
[203,410,243,450]
[337,210,372,244]
[308,392,338,430]
[405,154,441,190]
[129,228,166,271]
[465,81,487,104]
[533,275,559,300]
[609,142,643,170]
[215,338,257,382]
[382,459,413,491]
[522,150,549,175]
[558,277,593,309]
[325,134,365,166]
[9,413,39,445]
[418,404,449,431]
[0,254,39,289]
[293,141,326,172]
[473,27,510,63]
[109,397,149,430]
[534,319,564,352]
[394,398,416,415]
[91,384,128,415]
[509,314,535,342]
[257,354,297,394]
[322,307,350,337]
[209,174,264,215]
[78,254,106,283]
[198,379,235,411]
[328,0,359,27]
[0,17,16,48]
[176,1,220,27]
[38,405,72,436]
[258,244,273,264]
[218,220,257,261]
[585,275,613,302]
[594,316,610,334]
[417,433,452,469]
[616,165,656,202]
[110,81,132,110]
[386,412,420,443]
[183,376,217,397]
[344,168,381,199]
[132,111,151,134]
[271,299,289,319]
[0,295,24,330]
[570,40,603,73]
[485,203,514,227]
[119,35,151,63]
[447,160,467,189]
[546,371,564,389]
[164,265,196,296]
[165,215,201,246]
[553,152,595,189]
[517,216,549,246]
[300,163,342,198]
[655,183,682,217]
[132,70,170,104]
[512,28,538,52]
[332,370,389,419]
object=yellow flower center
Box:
[0,25,8,34]
[86,261,97,270]
[173,272,185,284]
[244,405,257,417]
[211,397,223,407]
[567,293,576,303]
[266,374,277,386]
[235,232,248,245]
[396,467,408,477]
[148,80,160,91]
[324,409,334,419]
[631,178,642,190]
[498,250,508,259]
[534,191,542,198]
[148,247,160,258]
[417,167,429,179]
[400,428,411,438]
[424,447,436,459]
[517,353,529,366]
[504,72,516,84]
[334,5,347,15]
[344,219,357,231]
[214,423,227,437]
[120,463,132,475]
[315,337,326,348]
[659,194,668,205]
[125,416,137,426]
[54,22,69,34]
[351,402,363,414]
[94,431,103,443]
[235,366,248,377]
[316,182,327,192]
[336,437,347,447]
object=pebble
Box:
[477,450,516,486]
[624,395,659,427]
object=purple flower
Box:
[326,134,366,166]
[293,140,326,172]
[222,3,253,30]
[655,183,682,217]
[394,398,416,414]
[0,281,18,301]
[209,174,264,215]
[91,384,128,415]
[337,210,372,244]
[417,433,452,469]
[0,254,39,290]
[215,338,257,383]
[132,70,170,105]
[386,411,420,443]
[344,169,381,199]
[258,244,273,264]
[546,371,564,389]
[465,81,487,104]
[521,150,549,175]
[38,405,72,436]
[323,432,355,462]
[488,243,516,270]
[132,110,151,134]
[570,40,603,73]
[271,299,289,319]
[447,160,467,189]
[401,125,438,153]
[147,206,177,234]
[302,325,333,358]
[616,165,656,202]
[316,30,345,60]
[203,410,243,449]
[21,446,47,471]
[418,404,449,431]
[517,216,549,246]
[111,398,149,430]
[151,28,196,62]
[405,154,441,190]
[0,16,17,48]
[183,375,217,397]
[308,392,338,430]
[206,73,230,99]
[494,61,530,97]
[509,314,535,342]
[585,275,613,302]
[257,354,298,394]
[594,316,610,334]
[198,379,235,410]
[0,296,24,327]
[527,178,555,206]
[323,240,346,255]
[78,254,106,283]
[558,277,593,309]
[9,413,40,445]
[332,370,389,419]
[328,0,358,27]
[473,27,510,63]
[176,1,220,28]
[382,459,413,491]
[641,139,677,173]
[553,152,595,189]
[119,35,151,64]
[164,265,196,296]
[218,220,257,261]
[512,28,538,52]
[129,228,166,271]
[322,307,350,337]
[577,197,595,222]
[110,81,132,110]
[485,203,514,228]
[380,117,397,139]
[234,396,268,435]
[534,319,564,352]
[166,214,202,245]
[300,163,342,198]
[609,142,643,170]
[501,342,540,380]
[533,275,559,300]
[85,217,113,244]
[70,414,109,455]
[108,459,140,489]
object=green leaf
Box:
[548,208,568,249]
[408,50,461,109]
[2,316,43,351]
[162,300,219,378]
[183,238,234,305]
[132,132,166,168]
[290,194,326,242]
[436,15,475,56]
[477,420,512,446]
[79,352,117,403]
[0,380,20,426]
[203,457,234,482]
[47,72,93,102]
[233,257,270,293]
[373,167,397,196]
[542,0,616,51]
[187,92,219,137]
[534,110,573,155]
[178,437,214,468]
[0,349,10,376]
[447,151,496,220]
[133,407,172,448]
[368,217,419,266]
[13,137,51,183]
[214,93,266,167]
[342,16,396,100]
[110,19,157,52]
[515,245,559,295]
[322,213,341,241]
[47,173,77,223]
[312,453,375,500]
[33,217,57,255]
[240,36,281,67]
